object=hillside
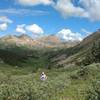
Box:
[78,30,100,48]
[49,30,100,67]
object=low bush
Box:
[0,73,70,100]
[85,80,100,100]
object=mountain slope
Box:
[49,30,100,67]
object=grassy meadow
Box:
[0,63,100,100]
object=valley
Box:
[0,30,100,100]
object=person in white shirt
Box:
[40,72,47,81]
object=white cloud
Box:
[54,0,100,21]
[16,24,26,33]
[54,0,88,18]
[0,23,8,31]
[56,28,83,41]
[18,0,53,6]
[0,8,48,16]
[0,16,13,23]
[0,16,12,31]
[16,24,44,38]
[80,0,100,21]
[26,24,44,34]
[15,0,100,21]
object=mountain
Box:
[0,30,100,67]
[36,35,79,48]
[18,34,32,40]
[0,34,79,66]
[0,34,35,48]
[0,35,19,43]
[0,34,79,49]
[49,30,100,67]
[77,29,100,48]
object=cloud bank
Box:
[55,0,88,18]
[0,23,8,31]
[0,16,13,24]
[0,8,48,16]
[55,0,100,21]
[16,24,83,41]
[0,16,13,31]
[26,24,44,34]
[16,24,44,38]
[56,28,83,41]
[18,0,54,6]
[16,24,26,34]
[17,0,100,21]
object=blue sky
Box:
[0,0,100,41]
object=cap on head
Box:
[42,72,44,75]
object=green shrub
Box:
[85,80,100,100]
[70,66,89,80]
[0,73,70,100]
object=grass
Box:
[0,63,100,100]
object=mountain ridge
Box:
[0,34,79,48]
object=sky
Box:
[0,0,100,41]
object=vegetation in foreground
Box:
[0,63,100,100]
